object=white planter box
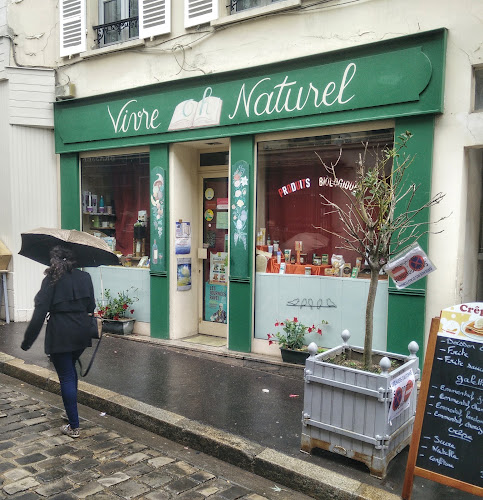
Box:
[301,333,420,478]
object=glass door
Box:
[199,173,229,337]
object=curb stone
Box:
[0,351,401,500]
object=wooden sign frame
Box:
[402,316,483,498]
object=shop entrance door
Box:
[198,171,229,337]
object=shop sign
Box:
[319,176,356,191]
[55,32,445,148]
[278,178,311,197]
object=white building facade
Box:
[1,0,482,360]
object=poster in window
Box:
[204,283,227,324]
[177,258,191,291]
[175,221,191,254]
[216,211,229,230]
[210,252,228,284]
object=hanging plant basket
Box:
[101,318,135,335]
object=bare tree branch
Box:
[315,131,447,369]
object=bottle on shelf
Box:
[99,195,105,213]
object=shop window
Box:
[81,153,150,267]
[256,129,394,273]
[475,66,483,112]
[230,0,282,13]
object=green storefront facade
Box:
[54,29,446,358]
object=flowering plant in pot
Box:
[96,288,138,334]
[267,317,327,364]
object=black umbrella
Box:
[19,227,120,268]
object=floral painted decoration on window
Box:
[231,160,249,249]
[151,169,165,240]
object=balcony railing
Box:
[230,0,280,13]
[93,17,139,46]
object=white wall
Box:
[6,67,55,128]
[0,84,57,321]
[0,2,57,323]
[9,125,58,321]
[462,148,482,303]
[5,0,57,68]
[169,144,200,339]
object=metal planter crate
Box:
[301,332,420,479]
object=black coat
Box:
[22,269,96,354]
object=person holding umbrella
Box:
[19,228,119,438]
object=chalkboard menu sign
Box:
[403,304,483,499]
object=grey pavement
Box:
[0,322,478,499]
[0,372,313,499]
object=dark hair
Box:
[45,245,76,284]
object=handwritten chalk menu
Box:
[416,335,482,484]
[402,304,483,499]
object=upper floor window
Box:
[230,0,282,13]
[60,0,219,57]
[96,0,139,46]
[475,67,483,112]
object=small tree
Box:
[316,132,447,370]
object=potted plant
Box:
[267,317,327,365]
[301,132,447,478]
[96,288,138,335]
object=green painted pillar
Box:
[387,115,435,366]
[60,153,81,230]
[149,144,170,339]
[229,136,255,352]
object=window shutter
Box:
[185,0,218,28]
[139,0,171,39]
[59,0,86,57]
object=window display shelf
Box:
[90,226,115,232]
[83,212,116,216]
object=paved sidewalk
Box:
[0,373,312,499]
[0,322,477,500]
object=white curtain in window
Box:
[139,0,171,39]
[59,0,86,57]
[184,0,218,28]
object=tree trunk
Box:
[363,266,380,370]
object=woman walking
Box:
[21,245,96,438]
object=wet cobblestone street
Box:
[0,374,311,499]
